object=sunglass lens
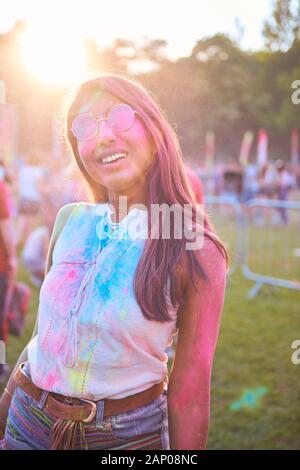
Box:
[72,114,98,140]
[108,104,134,131]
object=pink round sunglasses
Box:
[71,103,138,141]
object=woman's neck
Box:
[107,188,148,223]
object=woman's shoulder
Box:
[55,201,108,218]
[66,200,110,216]
[55,202,80,222]
[176,235,228,293]
[51,203,84,238]
[53,202,110,240]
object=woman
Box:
[0,74,228,450]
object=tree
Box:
[263,0,300,51]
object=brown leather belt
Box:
[14,362,166,424]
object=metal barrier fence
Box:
[205,196,244,276]
[242,198,300,297]
[205,196,300,298]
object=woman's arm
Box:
[167,238,227,450]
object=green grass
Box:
[206,207,300,449]
[209,273,300,449]
[1,217,300,449]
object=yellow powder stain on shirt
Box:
[119,309,127,321]
[68,368,81,394]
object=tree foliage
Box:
[263,0,300,51]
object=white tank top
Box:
[27,202,179,400]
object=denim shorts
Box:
[2,361,170,450]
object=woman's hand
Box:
[167,237,227,450]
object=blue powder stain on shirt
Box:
[99,283,110,301]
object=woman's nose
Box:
[95,119,117,145]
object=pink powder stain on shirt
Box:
[43,373,58,390]
[67,269,77,280]
[47,275,64,293]
[49,329,68,356]
[124,287,129,295]
[40,363,59,390]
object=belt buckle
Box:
[14,362,26,382]
[79,398,97,424]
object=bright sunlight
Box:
[19,26,87,86]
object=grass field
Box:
[1,208,300,449]
[205,205,300,449]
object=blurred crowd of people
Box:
[198,160,298,203]
[197,160,300,227]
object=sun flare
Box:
[20,28,87,86]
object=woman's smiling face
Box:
[75,92,155,192]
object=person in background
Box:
[221,164,243,203]
[0,161,10,184]
[257,163,278,199]
[0,161,16,197]
[275,159,295,225]
[16,153,47,247]
[241,164,259,202]
[37,153,68,223]
[0,164,4,182]
[22,225,51,287]
[256,162,278,225]
[0,179,17,383]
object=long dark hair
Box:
[66,73,228,323]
